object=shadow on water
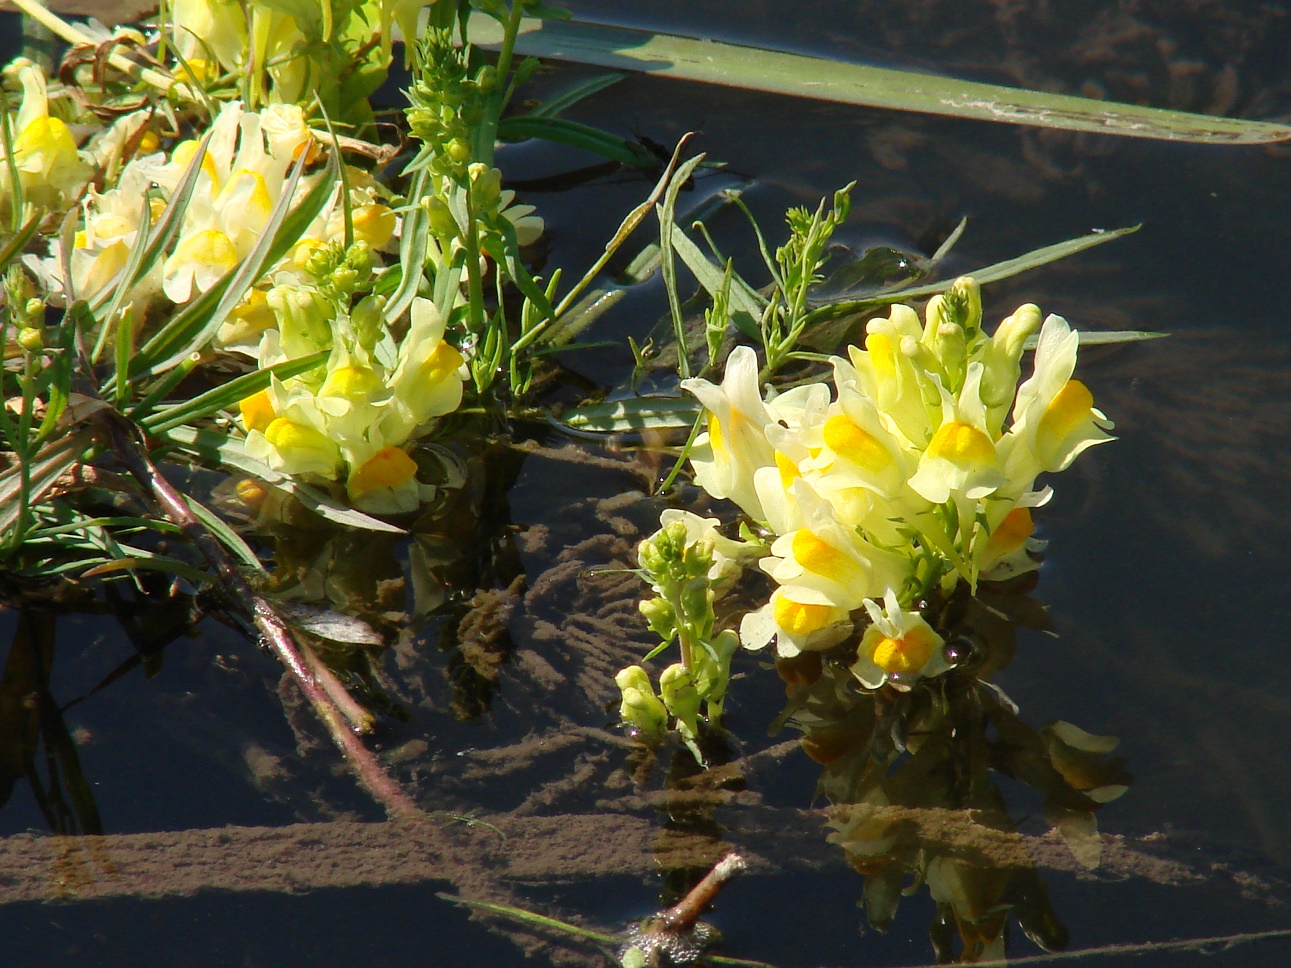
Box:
[7,1,1291,965]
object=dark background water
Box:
[5,1,1291,965]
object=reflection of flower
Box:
[782,587,1129,962]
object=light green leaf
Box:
[472,18,1291,144]
[139,350,328,433]
[560,396,701,433]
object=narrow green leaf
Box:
[185,494,266,574]
[497,115,656,166]
[0,212,42,269]
[163,425,406,534]
[526,71,625,118]
[472,19,1291,144]
[140,350,328,433]
[560,395,701,433]
[669,212,765,316]
[384,166,432,325]
[802,225,1141,327]
[0,431,95,537]
[1024,328,1168,349]
[81,555,217,586]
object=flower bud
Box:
[446,137,472,165]
[946,276,982,340]
[978,303,1042,410]
[639,596,676,641]
[17,327,43,351]
[422,195,458,239]
[659,663,702,738]
[468,163,502,210]
[616,666,667,737]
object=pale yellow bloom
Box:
[850,589,950,690]
[907,363,1005,504]
[682,345,778,522]
[1,63,91,213]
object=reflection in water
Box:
[216,429,530,723]
[775,579,1130,963]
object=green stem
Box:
[475,1,526,167]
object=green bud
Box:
[24,298,44,320]
[17,327,43,351]
[331,266,359,295]
[446,137,472,165]
[946,276,982,341]
[692,629,740,705]
[615,666,667,738]
[659,663,702,739]
[639,596,676,641]
[468,163,502,210]
[422,196,459,239]
[679,576,714,626]
[345,239,373,273]
[475,65,497,94]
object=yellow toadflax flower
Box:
[850,589,950,691]
[682,345,779,523]
[1,62,91,214]
[1006,313,1116,475]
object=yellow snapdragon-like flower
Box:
[850,589,950,691]
[682,345,780,522]
[907,363,1006,504]
[1,62,91,214]
[1008,313,1116,475]
[239,295,467,514]
[679,276,1113,679]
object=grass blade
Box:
[139,350,328,433]
[473,18,1291,144]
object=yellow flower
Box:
[907,363,1005,504]
[1008,313,1115,474]
[682,345,778,522]
[1,63,90,212]
[380,297,467,442]
[850,589,949,690]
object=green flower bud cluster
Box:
[405,30,491,181]
[304,239,375,303]
[4,267,45,353]
[618,518,746,763]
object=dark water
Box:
[6,2,1291,965]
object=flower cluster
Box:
[168,0,438,122]
[38,100,397,323]
[239,290,468,514]
[676,277,1113,687]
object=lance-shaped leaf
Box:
[472,18,1291,144]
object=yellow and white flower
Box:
[1,61,91,214]
[682,345,779,522]
[850,589,950,690]
[1006,313,1116,475]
